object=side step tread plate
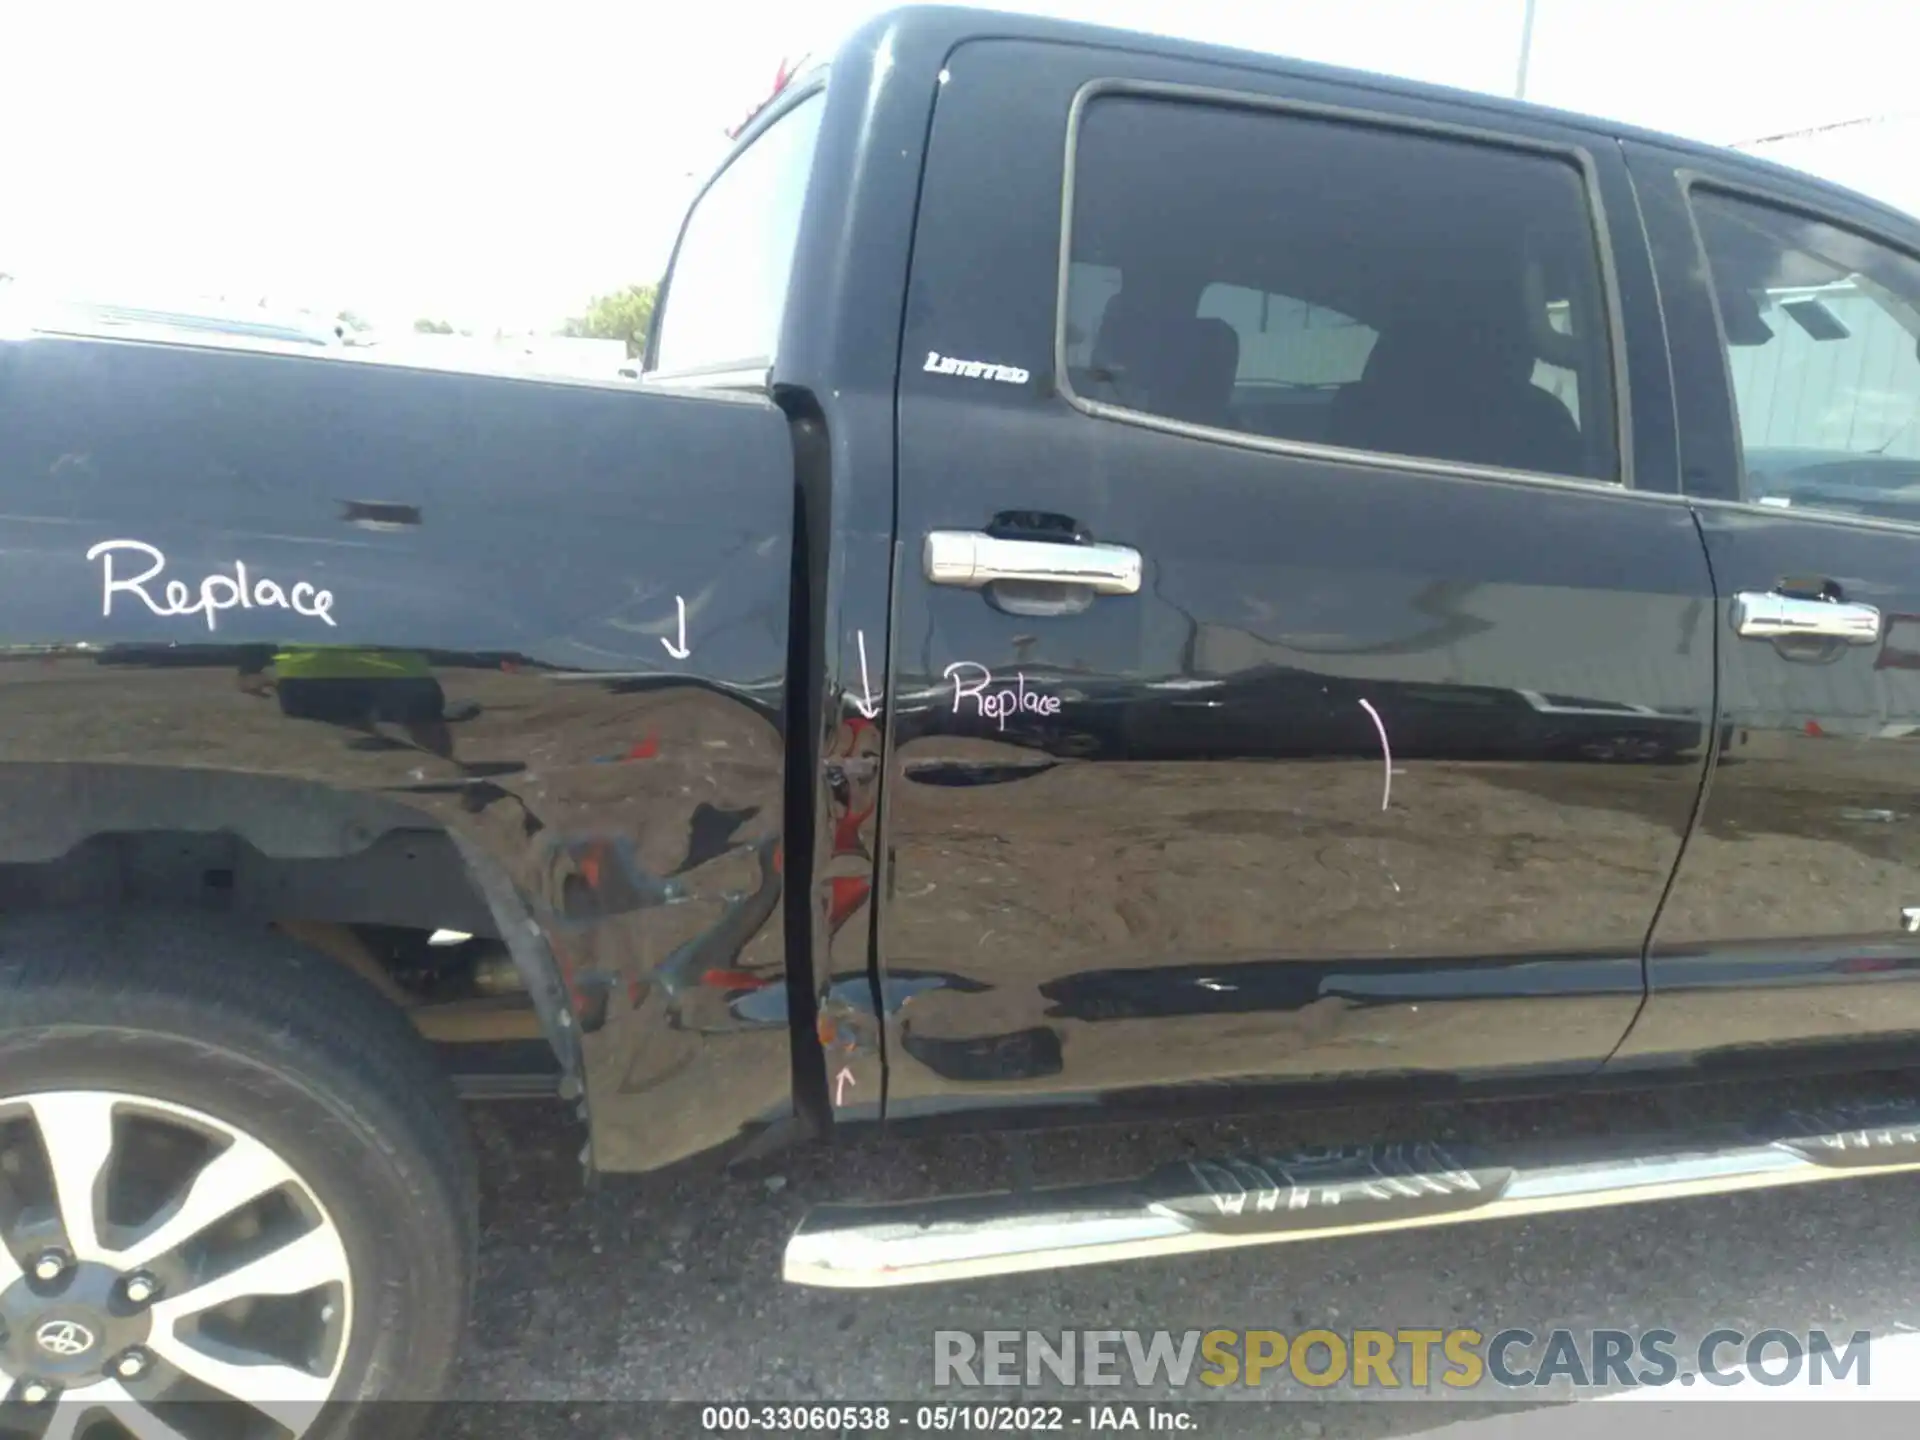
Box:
[785,1099,1920,1288]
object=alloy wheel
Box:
[0,1091,352,1438]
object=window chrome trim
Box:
[1053,77,1635,495]
[1687,494,1920,540]
[641,361,774,392]
[1675,166,1920,536]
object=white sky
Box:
[2,0,1915,332]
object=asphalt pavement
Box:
[444,1073,1920,1437]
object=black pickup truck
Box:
[4,3,1920,1428]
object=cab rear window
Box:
[651,92,825,377]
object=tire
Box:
[0,910,477,1438]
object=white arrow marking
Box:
[853,630,880,718]
[834,1066,857,1106]
[1358,698,1392,812]
[662,595,690,659]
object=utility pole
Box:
[1514,0,1538,100]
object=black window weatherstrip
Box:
[1673,164,1920,532]
[1052,77,1638,497]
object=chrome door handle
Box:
[923,531,1142,594]
[1733,591,1881,643]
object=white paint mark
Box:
[87,539,335,631]
[944,661,1062,729]
[661,595,691,659]
[853,630,880,718]
[1358,698,1392,812]
[833,1066,857,1106]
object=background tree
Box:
[412,317,455,334]
[563,283,656,358]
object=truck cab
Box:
[2,4,1920,1425]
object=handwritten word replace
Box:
[87,539,336,631]
[944,661,1061,730]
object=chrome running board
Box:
[785,1099,1920,1288]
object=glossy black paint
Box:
[754,8,966,1126]
[876,37,1714,1119]
[0,333,795,1172]
[12,4,1920,1175]
[1615,142,1920,1072]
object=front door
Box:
[1624,146,1920,1067]
[878,42,1716,1120]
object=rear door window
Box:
[1063,93,1619,482]
[1688,187,1920,523]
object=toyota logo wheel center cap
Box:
[3,1264,150,1378]
[34,1319,96,1357]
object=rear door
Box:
[878,42,1716,1119]
[1623,145,1920,1068]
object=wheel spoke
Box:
[116,1132,299,1271]
[93,1384,201,1440]
[32,1384,200,1440]
[26,1094,118,1262]
[0,1241,22,1291]
[38,1398,86,1440]
[114,1407,200,1440]
[151,1223,350,1322]
[143,1332,333,1432]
